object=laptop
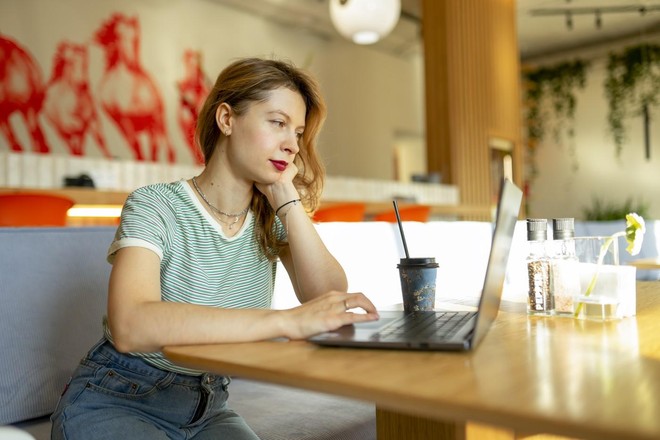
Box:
[308,178,523,351]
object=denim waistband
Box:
[89,338,229,389]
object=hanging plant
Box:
[524,59,590,176]
[604,43,660,159]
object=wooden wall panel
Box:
[421,1,451,185]
[422,0,523,218]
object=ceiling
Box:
[210,0,660,60]
[517,0,660,59]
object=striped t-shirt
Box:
[104,180,286,375]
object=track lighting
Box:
[531,3,660,31]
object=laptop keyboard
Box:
[371,311,477,341]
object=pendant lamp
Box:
[329,0,401,45]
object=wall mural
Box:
[0,12,210,165]
[94,13,175,163]
[0,34,49,153]
[44,42,110,158]
[177,50,211,165]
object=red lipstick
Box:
[270,160,287,171]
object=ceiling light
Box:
[329,0,401,45]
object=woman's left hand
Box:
[254,162,299,211]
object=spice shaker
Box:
[550,218,580,315]
[526,218,553,315]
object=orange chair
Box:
[313,203,366,222]
[373,204,431,222]
[0,193,75,227]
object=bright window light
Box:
[67,205,123,218]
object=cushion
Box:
[0,227,115,424]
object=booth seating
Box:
[0,194,74,227]
[372,204,431,222]
[0,227,375,440]
[312,203,366,222]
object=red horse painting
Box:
[177,49,210,165]
[0,34,50,153]
[43,42,111,158]
[94,13,175,163]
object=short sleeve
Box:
[107,186,176,263]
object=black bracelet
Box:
[275,198,301,217]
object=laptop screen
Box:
[471,179,522,347]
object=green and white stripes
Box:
[104,180,284,375]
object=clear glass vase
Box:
[572,236,636,320]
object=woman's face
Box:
[225,87,306,185]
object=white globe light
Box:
[329,0,401,45]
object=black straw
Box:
[393,200,410,259]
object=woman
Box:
[51,57,379,439]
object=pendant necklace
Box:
[192,176,249,230]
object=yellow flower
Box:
[625,213,646,256]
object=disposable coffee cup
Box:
[397,257,439,313]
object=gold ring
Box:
[344,300,349,311]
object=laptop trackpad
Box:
[342,312,402,333]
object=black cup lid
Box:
[398,257,439,267]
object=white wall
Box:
[315,43,425,179]
[0,0,423,181]
[525,36,660,220]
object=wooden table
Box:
[164,282,660,440]
[628,258,660,270]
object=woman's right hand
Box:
[280,291,379,340]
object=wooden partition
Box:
[421,0,524,219]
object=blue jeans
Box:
[50,339,260,440]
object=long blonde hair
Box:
[195,57,327,259]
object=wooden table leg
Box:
[376,407,466,440]
[376,407,516,440]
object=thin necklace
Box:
[191,176,249,230]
